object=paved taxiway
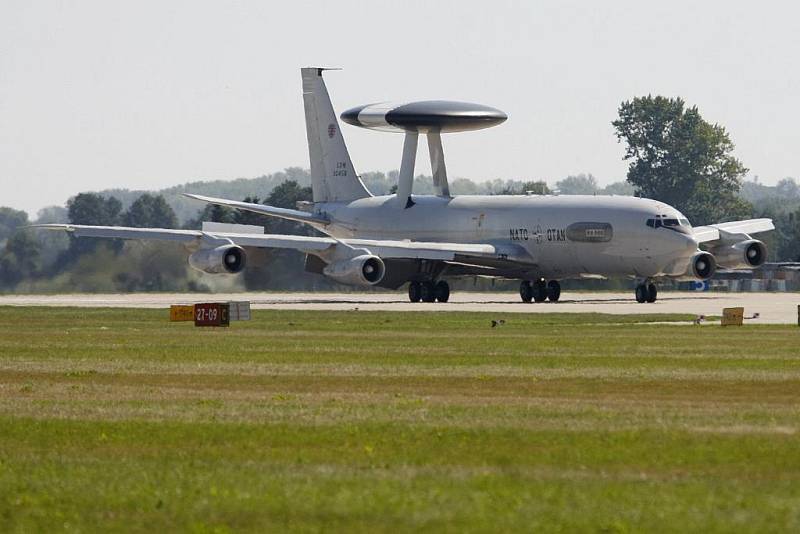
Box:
[1,292,798,324]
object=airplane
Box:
[35,67,774,304]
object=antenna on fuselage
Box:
[340,100,507,208]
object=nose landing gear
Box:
[519,279,560,303]
[635,282,658,303]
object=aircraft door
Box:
[473,212,487,241]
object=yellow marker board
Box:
[170,305,195,322]
[721,307,744,326]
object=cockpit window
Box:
[646,216,691,234]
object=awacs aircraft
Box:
[36,68,774,303]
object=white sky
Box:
[1,1,799,215]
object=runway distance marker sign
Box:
[194,303,230,327]
[171,302,249,325]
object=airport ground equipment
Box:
[169,302,250,326]
[33,68,774,304]
[721,307,745,326]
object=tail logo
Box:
[327,124,337,138]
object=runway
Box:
[1,291,798,323]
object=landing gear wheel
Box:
[646,283,658,303]
[434,280,450,303]
[547,280,561,302]
[533,279,548,303]
[421,281,437,303]
[635,284,648,303]
[519,281,533,303]
[408,282,422,303]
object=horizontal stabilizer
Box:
[184,194,330,226]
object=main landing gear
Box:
[408,280,450,303]
[520,279,560,303]
[635,281,658,303]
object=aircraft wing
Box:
[31,224,508,262]
[692,218,774,243]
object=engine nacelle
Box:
[323,255,386,286]
[712,239,767,269]
[188,245,246,274]
[689,251,716,280]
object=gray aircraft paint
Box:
[314,193,698,279]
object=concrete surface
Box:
[1,291,798,324]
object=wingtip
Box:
[183,193,216,204]
[25,223,72,231]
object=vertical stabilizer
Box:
[301,68,371,203]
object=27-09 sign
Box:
[194,303,230,327]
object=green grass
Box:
[1,307,799,532]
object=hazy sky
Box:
[2,1,799,215]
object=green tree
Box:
[67,193,122,225]
[35,205,69,224]
[497,180,550,195]
[64,193,123,259]
[612,96,751,225]
[123,194,177,228]
[556,174,598,195]
[777,208,800,262]
[0,207,29,244]
[0,231,42,287]
[235,197,272,229]
[183,204,238,229]
[600,181,636,196]
[266,180,313,209]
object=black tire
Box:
[646,283,657,303]
[635,284,648,303]
[408,282,422,303]
[547,280,561,302]
[435,280,450,303]
[421,281,437,303]
[519,281,533,303]
[533,279,547,303]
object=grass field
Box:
[1,307,799,532]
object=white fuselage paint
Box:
[317,194,699,280]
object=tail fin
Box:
[301,68,371,203]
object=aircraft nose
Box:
[659,230,697,255]
[678,232,700,253]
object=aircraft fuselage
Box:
[319,193,699,280]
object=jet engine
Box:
[689,251,716,280]
[188,245,246,274]
[323,255,386,286]
[711,239,767,270]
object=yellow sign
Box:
[170,305,195,322]
[721,307,744,326]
